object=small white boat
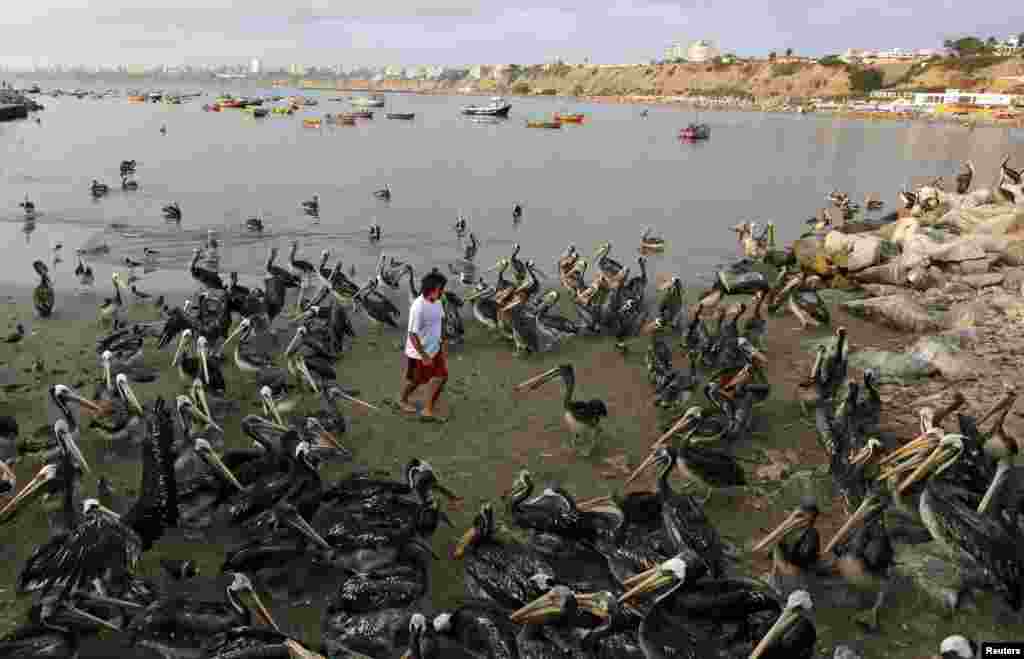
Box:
[350,94,386,108]
[461,97,511,117]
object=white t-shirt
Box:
[406,295,444,359]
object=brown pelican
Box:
[98,273,125,326]
[265,247,301,288]
[1001,156,1021,185]
[593,242,626,288]
[751,498,821,586]
[893,434,1024,616]
[956,161,975,194]
[513,203,523,221]
[374,184,391,200]
[452,502,557,609]
[90,179,109,197]
[191,248,225,290]
[748,590,816,659]
[74,252,94,287]
[289,241,317,310]
[514,364,608,446]
[429,602,520,658]
[32,260,54,318]
[162,201,181,221]
[302,194,319,215]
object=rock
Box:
[930,239,987,263]
[793,236,835,276]
[946,301,986,329]
[1002,241,1024,266]
[1001,266,1024,290]
[849,349,934,382]
[941,280,974,296]
[824,231,882,272]
[989,293,1024,320]
[905,265,944,291]
[859,283,906,297]
[833,645,862,659]
[944,255,999,275]
[960,272,1004,289]
[851,261,905,287]
[841,295,946,333]
[878,217,919,244]
[908,335,983,380]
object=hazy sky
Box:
[0,0,1016,68]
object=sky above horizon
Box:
[0,0,1017,68]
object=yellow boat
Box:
[554,112,585,123]
[271,106,293,116]
[526,120,562,129]
[302,118,322,128]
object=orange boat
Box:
[554,112,585,123]
[303,118,322,128]
[218,99,244,109]
[127,95,146,103]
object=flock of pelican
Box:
[4,171,1022,658]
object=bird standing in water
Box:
[32,260,54,318]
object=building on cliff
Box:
[687,40,720,63]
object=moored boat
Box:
[302,118,322,128]
[271,106,293,115]
[337,115,356,125]
[679,122,711,140]
[245,106,269,118]
[554,112,584,123]
[386,112,415,120]
[461,96,511,117]
[526,119,562,129]
[127,95,147,103]
[342,110,374,119]
[350,94,386,108]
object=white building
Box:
[664,42,685,61]
[250,58,262,75]
[687,40,720,63]
[912,88,1021,108]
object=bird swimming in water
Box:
[4,323,26,344]
[245,215,264,232]
[368,221,381,243]
[373,184,391,200]
[513,203,523,222]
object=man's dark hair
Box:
[421,271,447,296]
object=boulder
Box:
[859,283,905,297]
[849,348,934,382]
[878,217,919,244]
[842,295,946,333]
[989,293,1024,320]
[1003,241,1024,266]
[908,335,983,380]
[824,231,883,272]
[946,301,986,329]
[960,272,1005,289]
[851,261,905,287]
[944,255,998,275]
[930,239,987,263]
[792,236,835,277]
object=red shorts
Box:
[406,353,448,385]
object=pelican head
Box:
[657,275,681,292]
[259,386,287,427]
[618,554,692,603]
[50,384,102,416]
[303,417,349,455]
[224,317,253,346]
[939,635,977,659]
[751,497,819,553]
[83,497,120,519]
[593,242,612,261]
[115,373,144,415]
[647,406,702,451]
[509,585,576,625]
[172,329,193,367]
[226,572,278,630]
[750,591,813,659]
[194,438,244,492]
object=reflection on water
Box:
[2,80,1024,293]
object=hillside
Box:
[333,56,1024,101]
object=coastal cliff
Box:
[308,57,1024,101]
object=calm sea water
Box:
[3,79,1023,295]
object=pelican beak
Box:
[451,526,480,559]
[284,330,304,357]
[294,357,320,394]
[199,345,211,385]
[464,287,486,302]
[513,366,561,392]
[184,397,221,432]
[238,584,280,632]
[57,428,91,475]
[623,450,665,489]
[63,390,103,414]
[749,607,803,659]
[280,507,333,553]
[223,323,245,346]
[877,432,938,469]
[199,447,245,492]
[751,510,813,553]
[822,494,884,555]
[618,563,679,603]
[0,465,55,523]
[334,390,381,412]
[575,495,613,512]
[509,590,566,625]
[850,442,879,468]
[501,297,523,313]
[574,592,610,619]
[262,391,287,428]
[75,592,146,610]
[120,381,145,416]
[61,603,123,632]
[650,408,701,450]
[191,379,222,432]
[896,442,960,496]
[978,458,1014,515]
[285,639,324,659]
[172,333,188,366]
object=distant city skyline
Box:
[0,1,1015,69]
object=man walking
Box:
[399,270,448,421]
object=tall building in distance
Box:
[250,58,262,75]
[664,42,685,61]
[687,40,720,63]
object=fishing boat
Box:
[386,112,415,120]
[461,96,512,117]
[245,106,269,118]
[127,94,147,103]
[337,115,356,126]
[342,110,374,119]
[271,106,293,116]
[350,94,386,108]
[526,119,562,129]
[302,118,322,128]
[148,91,163,102]
[554,112,585,123]
[679,122,711,140]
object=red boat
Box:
[679,123,711,140]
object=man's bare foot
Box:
[398,401,417,413]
